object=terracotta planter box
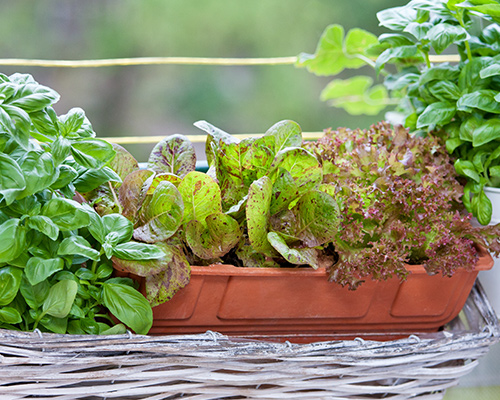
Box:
[146,246,494,342]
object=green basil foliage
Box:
[297,0,500,225]
[0,73,161,334]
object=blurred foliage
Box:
[0,0,406,160]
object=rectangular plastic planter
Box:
[148,246,494,341]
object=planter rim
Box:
[484,186,500,194]
[191,245,493,277]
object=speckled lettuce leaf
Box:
[267,231,320,269]
[143,245,191,307]
[194,120,239,166]
[246,176,276,257]
[264,120,303,153]
[240,136,275,186]
[177,171,221,225]
[294,190,340,247]
[270,147,322,194]
[109,143,140,180]
[185,213,242,259]
[133,181,184,243]
[270,168,300,214]
[145,173,182,194]
[196,121,275,210]
[147,134,196,178]
[119,169,155,221]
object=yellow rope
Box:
[2,54,459,145]
[0,54,459,68]
[0,56,298,68]
[101,132,324,144]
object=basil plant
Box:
[0,73,163,335]
[298,0,500,225]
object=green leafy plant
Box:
[0,73,162,334]
[297,0,500,225]
[85,121,339,301]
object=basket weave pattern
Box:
[0,282,498,400]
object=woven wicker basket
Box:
[0,281,498,400]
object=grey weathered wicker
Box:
[0,281,498,400]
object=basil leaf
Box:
[474,189,493,226]
[42,280,78,319]
[480,63,500,79]
[457,90,500,114]
[75,268,95,281]
[103,214,134,244]
[30,107,59,141]
[427,23,468,54]
[473,119,500,147]
[375,45,420,72]
[96,263,113,280]
[58,236,100,261]
[25,257,65,286]
[377,5,417,31]
[0,219,26,263]
[454,159,481,183]
[50,164,79,190]
[458,57,491,92]
[0,266,23,306]
[20,276,49,309]
[0,307,22,324]
[112,242,173,277]
[0,153,26,205]
[70,138,115,169]
[427,80,461,101]
[39,315,68,334]
[419,64,460,85]
[8,83,60,113]
[17,150,59,198]
[113,242,165,261]
[102,282,152,335]
[74,166,121,193]
[100,323,127,335]
[416,102,456,129]
[58,107,86,137]
[41,198,90,231]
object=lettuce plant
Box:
[0,73,162,334]
[87,121,340,303]
[298,0,500,225]
[307,121,500,288]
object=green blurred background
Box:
[0,0,406,161]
